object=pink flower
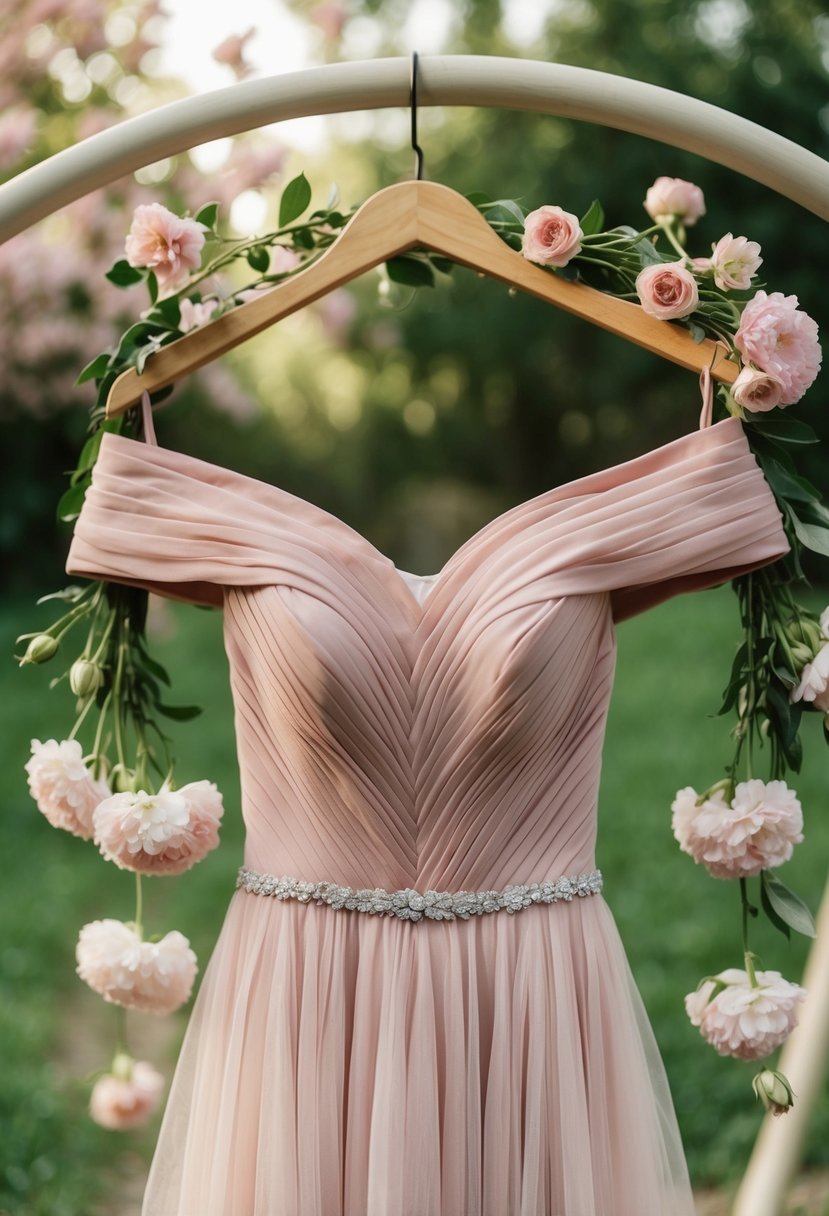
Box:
[93,781,223,875]
[90,1057,164,1130]
[25,739,110,840]
[270,245,301,275]
[211,27,256,78]
[178,297,219,333]
[635,262,699,320]
[671,780,803,877]
[76,919,197,1014]
[685,967,806,1060]
[709,233,763,291]
[735,291,822,405]
[644,177,706,226]
[790,642,829,710]
[521,206,583,268]
[731,366,785,413]
[125,203,208,293]
[310,2,347,39]
[0,106,37,170]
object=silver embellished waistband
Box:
[235,866,603,922]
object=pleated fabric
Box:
[65,414,789,1216]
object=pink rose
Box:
[178,298,219,333]
[635,262,699,320]
[709,233,763,291]
[125,203,208,293]
[731,366,785,413]
[735,291,822,405]
[76,919,197,1014]
[671,780,803,878]
[90,1057,164,1130]
[25,738,110,840]
[685,967,806,1061]
[643,177,706,226]
[94,780,223,875]
[521,206,583,268]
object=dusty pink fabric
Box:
[66,413,789,1215]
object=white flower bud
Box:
[70,659,104,699]
[752,1068,795,1116]
[22,634,59,664]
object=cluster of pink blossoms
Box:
[521,175,821,412]
[25,738,223,1129]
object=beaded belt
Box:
[236,866,603,922]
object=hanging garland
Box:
[18,172,825,1128]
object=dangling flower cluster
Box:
[20,172,824,1128]
[519,175,823,1116]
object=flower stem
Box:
[134,873,143,940]
[740,878,759,987]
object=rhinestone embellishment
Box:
[236,866,603,922]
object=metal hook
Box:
[410,51,425,181]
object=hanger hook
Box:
[410,51,425,181]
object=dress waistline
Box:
[235,866,603,922]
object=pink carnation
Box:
[790,642,829,711]
[90,1058,164,1130]
[709,233,763,291]
[76,919,197,1014]
[671,780,803,878]
[93,781,223,875]
[521,205,583,268]
[643,177,706,226]
[25,738,110,840]
[635,262,699,320]
[125,203,208,293]
[685,967,806,1061]
[735,291,821,405]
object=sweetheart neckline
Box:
[99,415,742,618]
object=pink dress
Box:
[66,397,789,1216]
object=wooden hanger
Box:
[105,179,736,418]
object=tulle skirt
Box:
[141,890,695,1216]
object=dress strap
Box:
[698,364,714,430]
[140,390,158,446]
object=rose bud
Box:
[21,634,59,665]
[70,659,104,699]
[752,1068,795,1117]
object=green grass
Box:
[1,585,827,1213]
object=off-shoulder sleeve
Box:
[64,433,337,607]
[522,416,790,622]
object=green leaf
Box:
[760,876,791,939]
[482,198,526,226]
[579,199,605,236]
[195,201,219,228]
[147,270,158,305]
[385,255,435,288]
[761,871,816,938]
[136,650,171,686]
[155,702,203,721]
[246,245,271,273]
[135,337,164,375]
[430,256,455,276]
[105,259,143,287]
[73,429,104,477]
[76,353,111,385]
[748,416,819,446]
[279,173,312,226]
[789,512,829,557]
[56,481,87,523]
[466,191,493,208]
[758,454,819,504]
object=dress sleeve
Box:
[516,416,791,622]
[590,418,789,620]
[65,433,300,606]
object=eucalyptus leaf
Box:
[279,173,312,226]
[761,871,816,938]
[759,877,791,940]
